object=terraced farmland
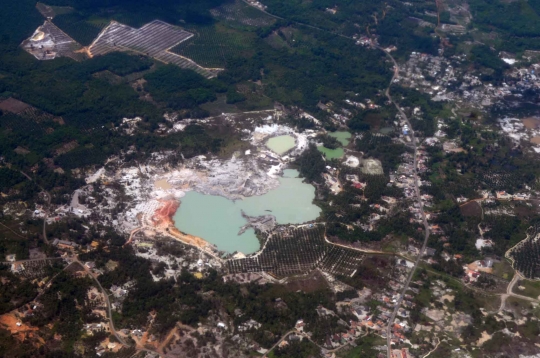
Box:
[88,20,220,78]
[227,226,364,279]
[171,25,255,68]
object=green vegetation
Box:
[0,264,37,315]
[514,279,540,299]
[28,268,94,352]
[339,334,381,358]
[356,132,408,173]
[492,260,514,281]
[263,0,439,55]
[295,143,326,183]
[470,0,540,51]
[317,133,341,150]
[46,0,232,28]
[511,228,540,279]
[271,339,322,358]
[172,24,257,68]
[53,12,107,45]
[144,65,226,113]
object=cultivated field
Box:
[227,226,365,278]
[89,20,220,78]
[0,98,61,123]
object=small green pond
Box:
[317,131,351,159]
[266,135,296,155]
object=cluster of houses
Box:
[463,258,494,283]
[317,263,416,351]
[110,281,135,311]
[317,100,354,124]
[244,0,267,11]
[353,35,378,48]
[397,48,540,113]
[495,191,530,201]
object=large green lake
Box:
[173,169,320,254]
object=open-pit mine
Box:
[81,121,326,258]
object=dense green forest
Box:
[263,0,439,55]
[0,0,394,185]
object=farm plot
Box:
[318,246,365,277]
[21,20,84,61]
[89,20,220,78]
[0,98,60,123]
[227,226,364,279]
[171,24,255,68]
[510,224,540,279]
[15,259,64,279]
[210,0,276,27]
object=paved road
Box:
[263,330,294,357]
[378,48,432,358]
[41,191,50,245]
[20,170,52,245]
[73,258,131,347]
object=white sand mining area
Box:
[84,124,322,256]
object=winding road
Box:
[73,258,131,347]
[498,272,540,312]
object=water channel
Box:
[173,169,321,254]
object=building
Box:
[52,238,80,250]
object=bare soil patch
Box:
[54,140,79,156]
[0,98,32,114]
[14,147,30,155]
[530,136,540,144]
[0,313,39,341]
[155,179,172,190]
[284,270,329,292]
[460,201,482,217]
[522,117,540,129]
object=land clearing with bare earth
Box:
[460,200,482,217]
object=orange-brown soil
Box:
[152,200,179,227]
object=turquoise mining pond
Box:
[173,170,320,254]
[266,135,295,155]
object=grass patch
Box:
[514,279,540,299]
[492,260,514,281]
